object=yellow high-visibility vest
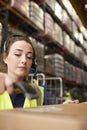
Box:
[39,86,44,105]
[65,92,72,101]
[29,82,44,106]
[0,91,37,110]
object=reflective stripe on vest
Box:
[39,86,44,105]
[0,91,37,110]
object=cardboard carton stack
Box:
[44,12,54,38]
[64,61,76,81]
[55,1,62,20]
[10,0,29,18]
[62,9,72,31]
[0,104,87,130]
[45,0,55,11]
[45,54,64,77]
[53,23,63,45]
[29,1,44,30]
[32,39,44,72]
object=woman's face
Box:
[4,40,33,79]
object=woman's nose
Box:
[20,55,27,64]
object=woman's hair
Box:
[0,34,36,72]
[3,34,34,55]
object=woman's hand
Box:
[0,72,14,94]
[5,75,14,94]
[63,99,79,104]
[0,72,6,93]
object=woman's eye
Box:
[15,54,21,57]
[27,56,33,60]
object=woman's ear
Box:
[2,52,8,64]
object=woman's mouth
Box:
[18,66,27,70]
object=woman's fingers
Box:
[5,76,14,94]
[63,99,79,104]
[0,73,6,94]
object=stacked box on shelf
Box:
[81,26,87,40]
[79,47,84,62]
[70,38,75,55]
[54,1,63,21]
[79,32,84,45]
[10,0,29,18]
[63,0,83,32]
[75,67,82,84]
[81,70,87,85]
[63,31,71,51]
[72,65,76,82]
[74,45,79,58]
[62,9,72,32]
[29,1,44,30]
[8,24,25,35]
[74,45,83,61]
[45,0,56,11]
[62,0,72,14]
[75,17,82,30]
[53,22,63,45]
[62,0,80,29]
[31,39,44,72]
[64,61,76,81]
[64,61,69,80]
[44,12,54,38]
[72,21,79,39]
[83,53,87,66]
[83,40,87,49]
[45,54,64,77]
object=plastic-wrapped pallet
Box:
[81,26,87,40]
[62,0,73,16]
[75,67,82,84]
[63,31,71,51]
[53,23,63,45]
[83,40,87,49]
[81,70,87,85]
[62,9,72,32]
[45,54,64,77]
[44,12,54,38]
[45,0,56,11]
[10,0,29,18]
[75,45,83,60]
[64,61,71,81]
[72,65,76,82]
[29,1,44,30]
[64,61,76,81]
[78,47,84,61]
[79,32,83,45]
[54,1,63,21]
[83,53,87,66]
[70,38,75,54]
[31,38,44,72]
[72,21,79,39]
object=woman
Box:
[0,34,37,110]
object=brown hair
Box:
[3,34,34,55]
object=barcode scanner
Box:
[13,81,39,100]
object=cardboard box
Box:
[0,103,87,130]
